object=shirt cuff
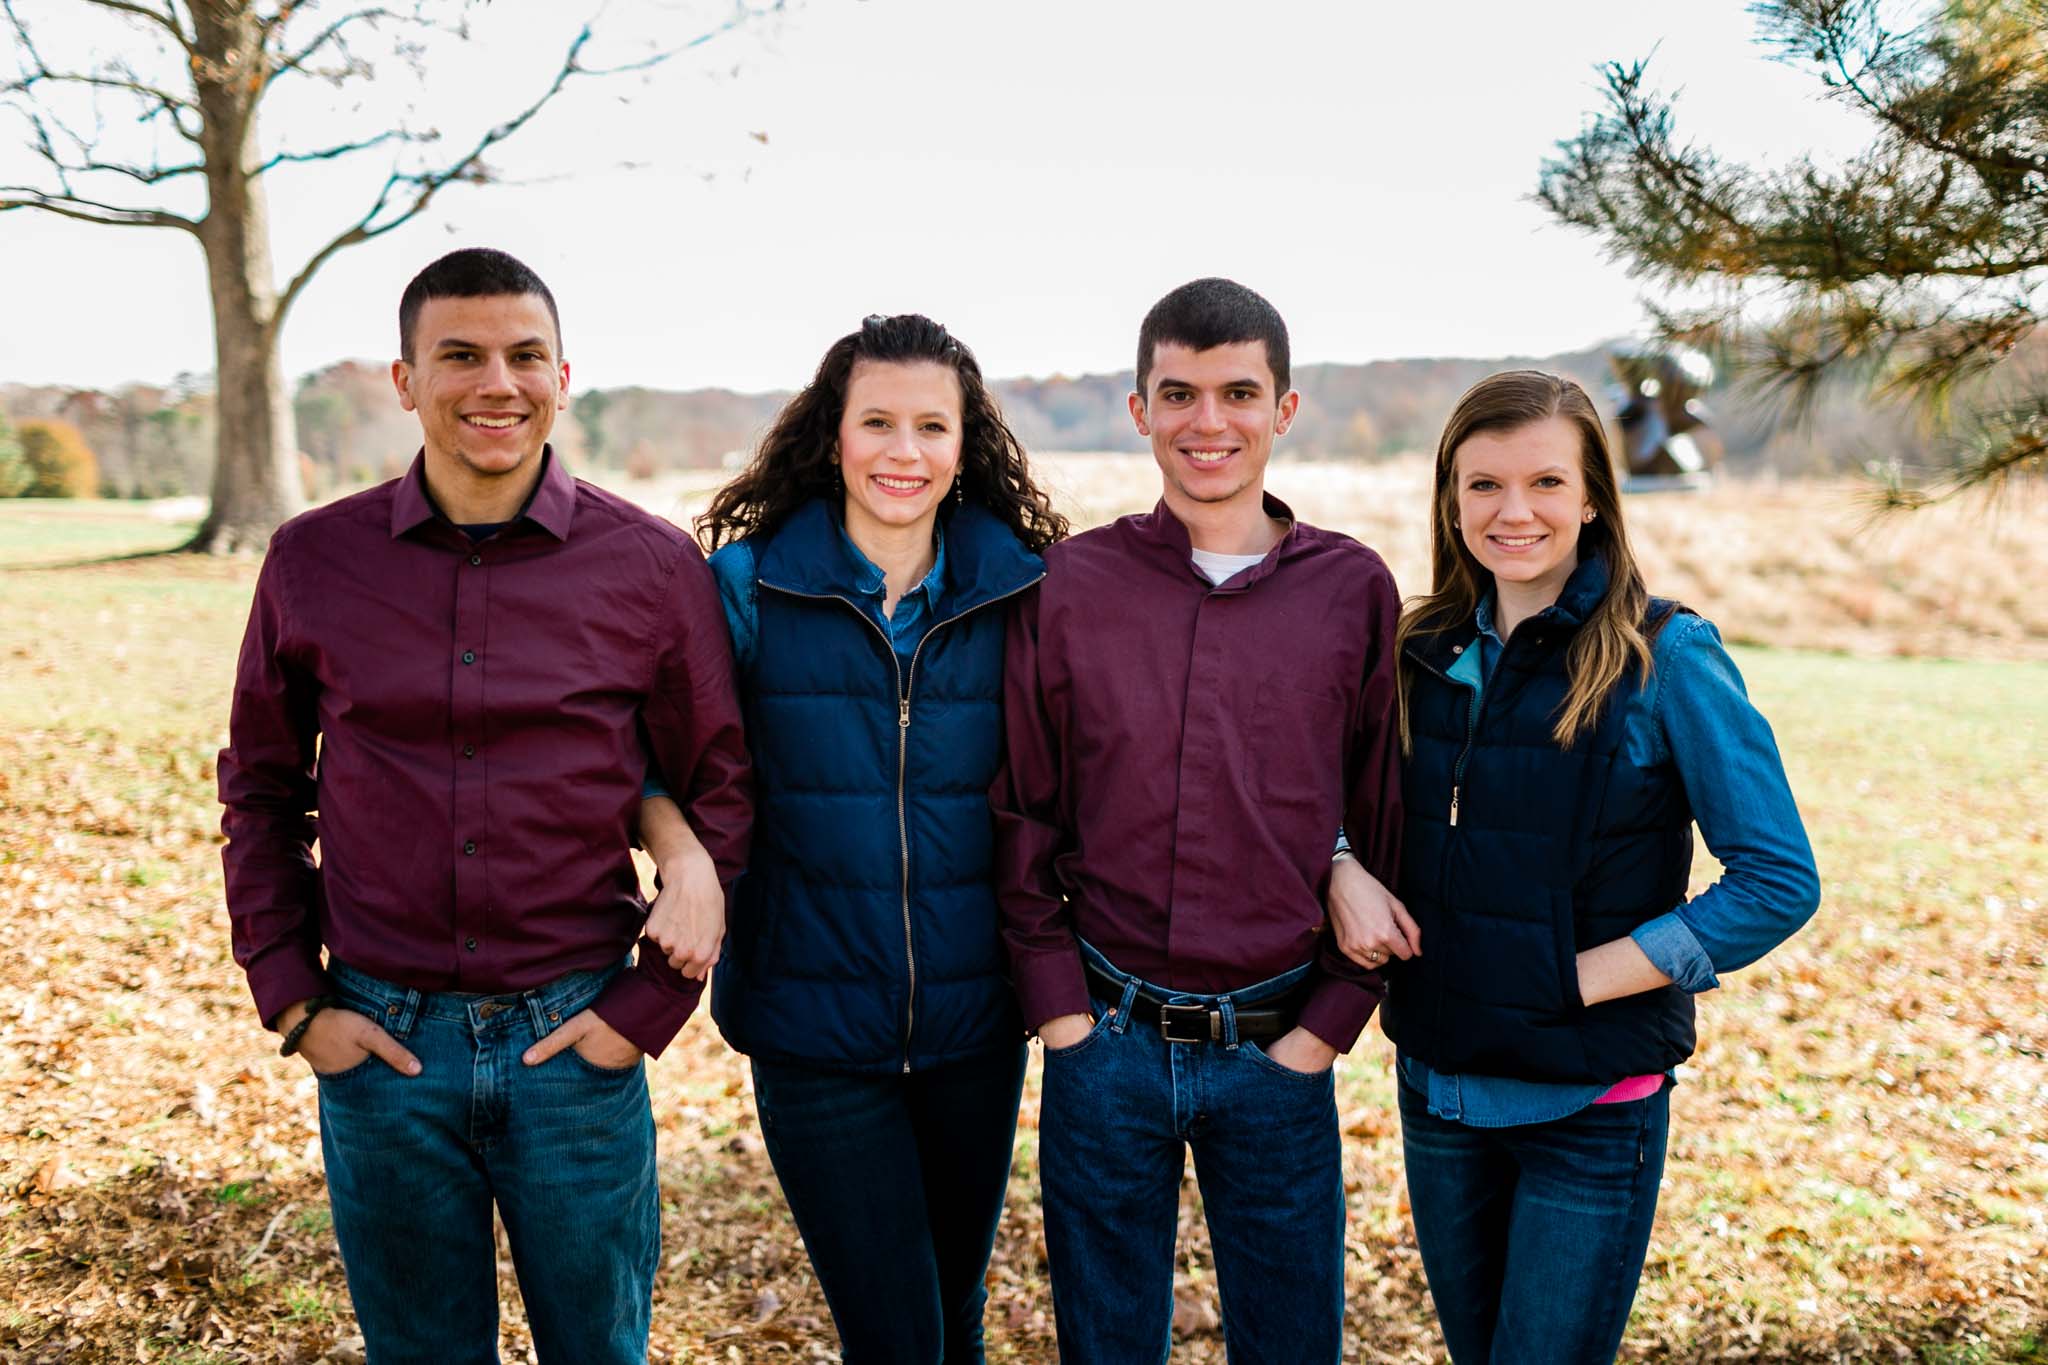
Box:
[1295,970,1383,1053]
[1011,944,1092,1033]
[591,957,705,1057]
[246,947,333,1031]
[1631,913,1720,993]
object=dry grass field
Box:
[1,463,2044,1363]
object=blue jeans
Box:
[316,960,659,1365]
[1037,946,1344,1364]
[751,1044,1028,1364]
[1398,1074,1670,1364]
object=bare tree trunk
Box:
[7,2,769,549]
[188,228,302,553]
[185,4,302,555]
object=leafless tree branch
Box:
[277,5,785,320]
[0,184,196,229]
[79,0,194,52]
[265,4,406,86]
[255,126,430,174]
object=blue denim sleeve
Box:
[704,540,758,671]
[645,540,756,802]
[1631,616,1821,989]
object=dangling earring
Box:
[953,478,965,507]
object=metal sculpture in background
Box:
[1609,346,1722,492]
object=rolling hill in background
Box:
[2,344,1923,500]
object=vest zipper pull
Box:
[1449,786,1460,826]
[899,697,910,728]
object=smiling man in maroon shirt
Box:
[994,278,1403,1361]
[218,248,749,1362]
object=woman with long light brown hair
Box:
[1339,369,1820,1362]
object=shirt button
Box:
[461,650,476,664]
[469,554,482,567]
[462,744,476,758]
[465,937,478,951]
[463,840,477,855]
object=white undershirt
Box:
[1190,548,1268,586]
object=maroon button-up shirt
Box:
[992,496,1403,1051]
[218,450,750,1056]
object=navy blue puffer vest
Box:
[1381,558,1698,1084]
[710,499,1043,1074]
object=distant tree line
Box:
[0,381,205,497]
[3,342,1963,501]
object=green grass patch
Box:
[0,498,200,564]
[290,1206,333,1237]
[212,1181,267,1207]
[281,1282,334,1322]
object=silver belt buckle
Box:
[1158,1003,1218,1044]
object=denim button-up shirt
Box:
[1401,593,1819,1127]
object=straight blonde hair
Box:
[1396,370,1651,751]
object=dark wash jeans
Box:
[1398,1074,1670,1364]
[1037,946,1345,1365]
[750,1044,1028,1365]
[316,959,659,1365]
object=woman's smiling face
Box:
[1452,415,1594,606]
[836,359,963,544]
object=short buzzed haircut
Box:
[399,248,561,363]
[1135,277,1291,397]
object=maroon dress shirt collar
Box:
[1134,491,1300,591]
[388,445,578,542]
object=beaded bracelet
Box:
[279,995,340,1057]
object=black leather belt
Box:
[1084,959,1306,1044]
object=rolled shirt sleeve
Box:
[1630,911,1721,992]
[1644,617,1821,989]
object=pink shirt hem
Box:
[1594,1074,1665,1104]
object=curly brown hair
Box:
[696,314,1069,553]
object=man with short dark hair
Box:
[219,247,750,1361]
[994,277,1405,1361]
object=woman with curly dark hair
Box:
[639,314,1067,1363]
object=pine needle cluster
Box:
[1539,0,2048,503]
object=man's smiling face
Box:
[392,292,568,488]
[1129,339,1298,517]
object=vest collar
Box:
[1411,555,1613,675]
[755,497,1043,615]
[1545,554,1611,629]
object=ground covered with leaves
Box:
[1,490,2044,1362]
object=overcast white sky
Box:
[0,0,1869,393]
